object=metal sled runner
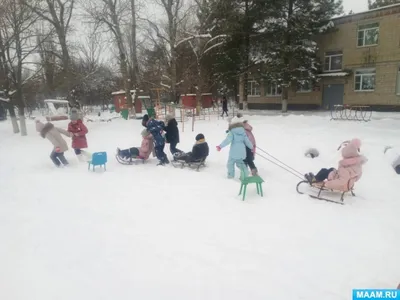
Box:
[115,154,145,165]
[296,180,355,205]
[171,158,206,171]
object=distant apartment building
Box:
[240,4,400,110]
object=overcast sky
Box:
[343,0,369,13]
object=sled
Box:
[171,157,206,171]
[296,180,355,205]
[115,154,145,165]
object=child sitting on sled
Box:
[173,133,209,163]
[117,129,155,161]
[304,138,367,190]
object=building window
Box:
[265,83,281,96]
[247,80,260,96]
[354,68,376,91]
[297,80,312,93]
[357,23,379,47]
[324,51,343,72]
[397,66,400,95]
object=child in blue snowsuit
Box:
[142,114,169,165]
[217,121,253,178]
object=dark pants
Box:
[74,149,81,155]
[50,151,68,166]
[221,109,228,117]
[169,142,182,155]
[244,147,256,170]
[395,165,400,174]
[175,152,192,163]
[120,147,139,158]
[315,168,335,182]
[155,144,168,163]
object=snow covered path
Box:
[1,113,399,300]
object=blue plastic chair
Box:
[88,152,107,172]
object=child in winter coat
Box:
[142,114,169,165]
[67,108,89,161]
[35,120,70,167]
[164,114,182,155]
[174,133,209,163]
[230,113,258,175]
[305,138,368,191]
[117,129,155,161]
[217,121,253,178]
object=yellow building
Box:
[240,4,400,110]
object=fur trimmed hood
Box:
[36,121,55,138]
[228,122,244,131]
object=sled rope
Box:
[256,147,304,180]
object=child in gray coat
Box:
[36,120,71,167]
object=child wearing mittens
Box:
[217,119,253,179]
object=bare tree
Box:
[0,0,47,135]
[84,0,136,116]
[21,0,75,105]
[36,29,58,98]
[129,0,139,88]
[147,0,189,103]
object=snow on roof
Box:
[111,90,137,95]
[318,72,349,77]
[44,99,69,104]
[332,3,400,21]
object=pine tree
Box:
[368,0,400,9]
[259,0,343,112]
[205,0,273,104]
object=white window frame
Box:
[357,23,379,47]
[354,68,376,92]
[247,80,261,97]
[265,83,281,97]
[324,51,343,72]
[396,65,400,96]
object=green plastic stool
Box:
[147,108,156,118]
[238,173,264,201]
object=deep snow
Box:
[1,112,399,300]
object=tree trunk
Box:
[107,0,135,117]
[8,103,20,134]
[130,0,139,88]
[16,25,27,136]
[18,105,27,136]
[0,31,19,133]
[282,0,294,114]
[242,0,250,111]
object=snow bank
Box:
[1,114,400,300]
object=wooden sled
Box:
[171,157,206,171]
[296,179,355,205]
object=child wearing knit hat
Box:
[173,133,209,163]
[117,129,155,162]
[67,108,89,161]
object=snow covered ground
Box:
[1,112,399,300]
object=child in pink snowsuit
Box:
[305,138,368,191]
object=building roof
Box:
[332,3,400,22]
